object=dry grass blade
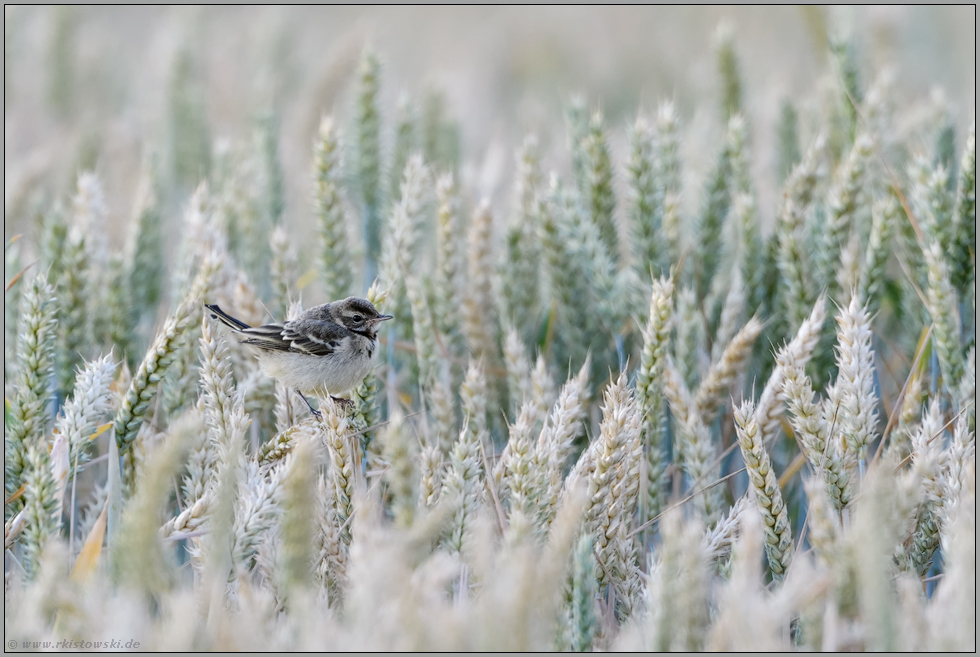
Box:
[5,261,35,293]
[872,324,932,464]
[629,467,747,538]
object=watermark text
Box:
[7,639,141,650]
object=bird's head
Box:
[334,297,393,336]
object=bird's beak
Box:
[376,315,394,322]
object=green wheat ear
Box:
[715,24,743,122]
[556,534,598,651]
[6,274,57,515]
[776,99,801,184]
[951,122,975,295]
[830,34,863,147]
[389,93,418,207]
[421,85,461,171]
[502,136,543,349]
[255,110,285,227]
[353,49,383,286]
[46,6,75,117]
[55,232,88,396]
[20,443,59,576]
[583,110,618,264]
[127,163,164,349]
[168,43,211,187]
[114,257,220,452]
[627,115,660,284]
[637,275,673,525]
[313,115,353,302]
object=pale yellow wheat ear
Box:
[928,453,975,652]
[706,505,783,651]
[462,200,498,362]
[440,361,490,555]
[700,494,750,563]
[834,296,879,468]
[586,371,642,617]
[503,401,538,525]
[802,475,841,569]
[502,323,532,422]
[161,408,209,538]
[57,352,116,477]
[542,356,591,528]
[755,293,826,444]
[780,349,851,509]
[380,409,417,527]
[643,509,711,651]
[321,397,358,546]
[121,430,196,578]
[694,314,762,424]
[733,400,792,582]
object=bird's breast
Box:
[254,335,377,396]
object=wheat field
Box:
[3,6,976,652]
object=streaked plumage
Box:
[206,297,392,412]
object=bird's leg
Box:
[330,395,356,413]
[296,390,322,420]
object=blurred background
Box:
[4,5,976,276]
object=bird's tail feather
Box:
[205,303,251,331]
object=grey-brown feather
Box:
[205,297,388,396]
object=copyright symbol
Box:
[7,640,16,649]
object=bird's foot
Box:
[296,389,323,421]
[330,395,356,413]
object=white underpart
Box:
[253,335,377,396]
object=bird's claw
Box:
[310,408,323,421]
[331,396,356,414]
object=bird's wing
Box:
[240,320,346,357]
[238,323,293,352]
[282,319,347,356]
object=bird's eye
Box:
[352,315,363,323]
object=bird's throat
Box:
[351,327,377,342]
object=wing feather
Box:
[238,320,345,357]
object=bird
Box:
[205,297,392,419]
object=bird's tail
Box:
[205,303,252,331]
